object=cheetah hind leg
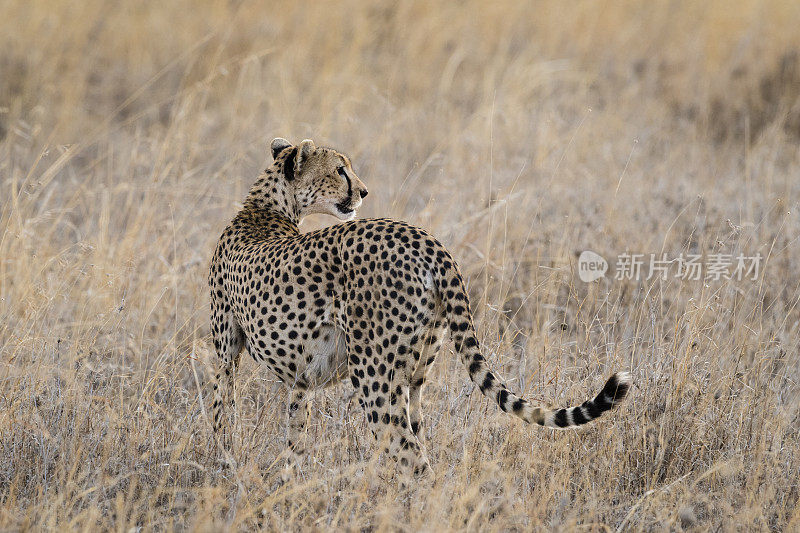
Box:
[394,385,433,485]
[408,322,446,440]
[357,378,432,486]
[282,388,311,483]
[211,358,241,468]
[209,301,244,465]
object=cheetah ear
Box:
[270,138,292,160]
[295,139,316,174]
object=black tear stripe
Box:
[340,167,352,198]
[283,147,298,181]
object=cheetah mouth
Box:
[335,200,355,215]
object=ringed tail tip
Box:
[543,371,632,428]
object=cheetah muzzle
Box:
[208,138,631,481]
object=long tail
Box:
[436,265,630,428]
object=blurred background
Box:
[2,1,800,530]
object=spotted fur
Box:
[209,138,631,480]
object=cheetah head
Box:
[270,138,368,221]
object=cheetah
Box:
[209,138,631,480]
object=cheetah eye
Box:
[337,167,347,178]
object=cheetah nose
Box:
[359,189,369,199]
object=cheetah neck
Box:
[233,204,300,239]
[243,153,301,231]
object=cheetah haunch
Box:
[209,138,631,480]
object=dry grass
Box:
[2,1,800,530]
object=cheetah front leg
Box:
[283,388,311,482]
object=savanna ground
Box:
[2,1,800,530]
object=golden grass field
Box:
[2,1,800,530]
